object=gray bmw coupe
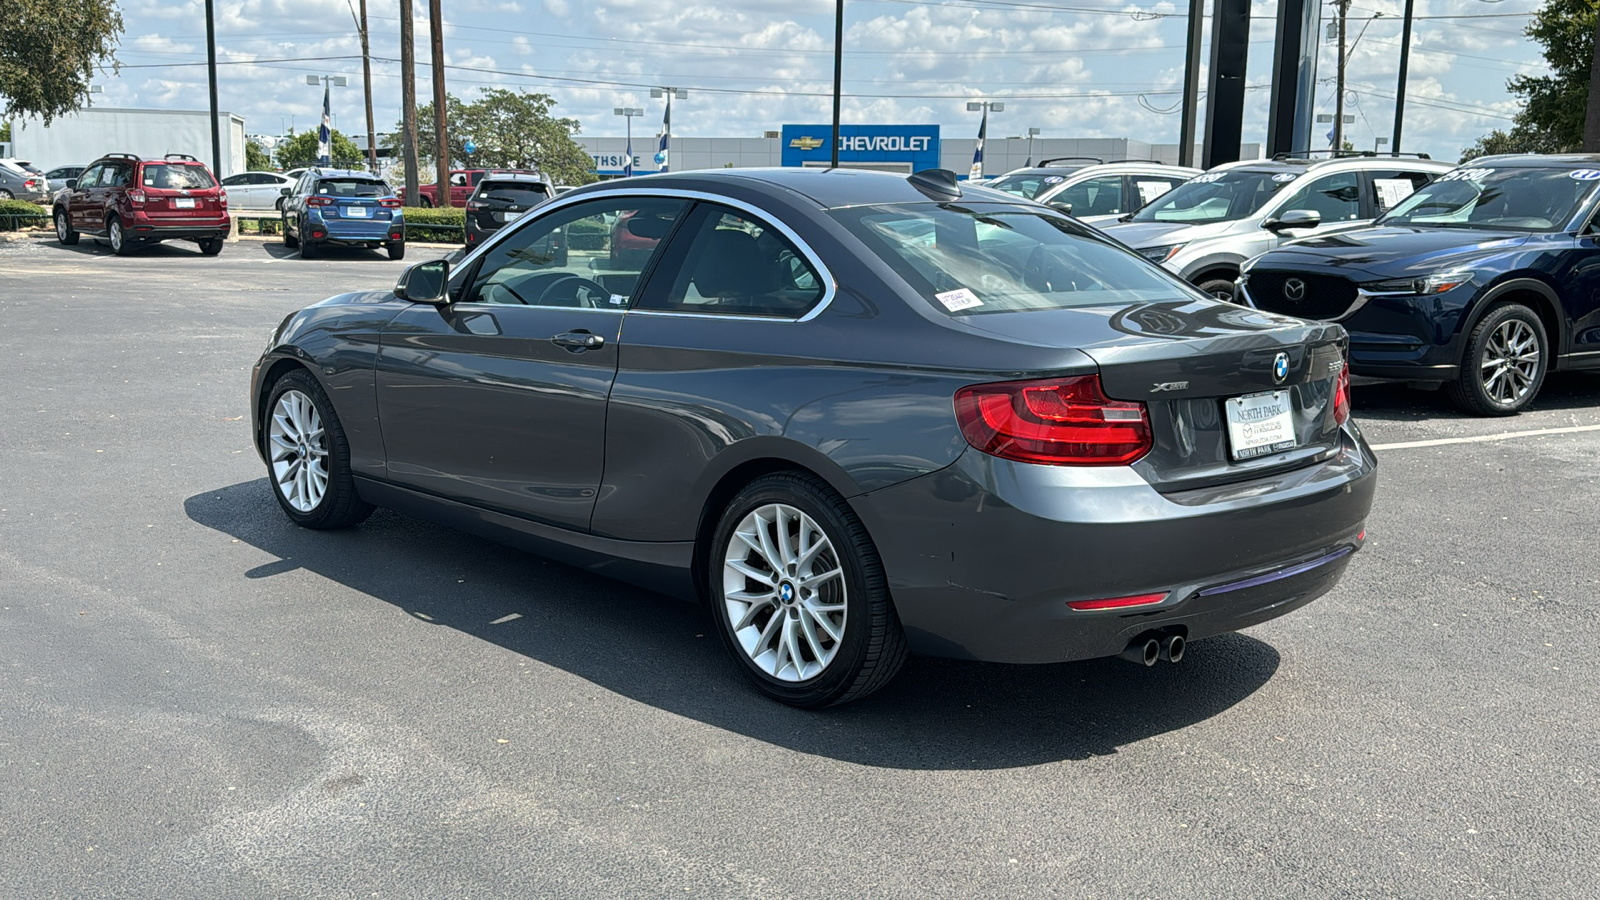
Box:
[251,167,1376,707]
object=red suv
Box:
[53,153,231,256]
[415,168,543,208]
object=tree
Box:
[245,139,273,172]
[1464,0,1596,158]
[0,0,123,123]
[275,129,365,170]
[405,89,597,185]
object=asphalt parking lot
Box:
[2,235,1597,899]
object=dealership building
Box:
[578,124,1262,179]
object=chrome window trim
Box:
[445,186,838,324]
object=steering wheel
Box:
[534,275,610,308]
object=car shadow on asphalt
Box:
[1352,371,1600,422]
[48,239,211,258]
[185,479,1282,770]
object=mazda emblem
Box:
[1282,278,1307,301]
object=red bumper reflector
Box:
[311,230,326,239]
[1357,530,1366,542]
[1067,592,1168,611]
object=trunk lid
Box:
[958,299,1348,491]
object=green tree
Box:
[0,0,124,123]
[406,89,597,185]
[1463,0,1596,158]
[275,129,365,169]
[245,138,272,172]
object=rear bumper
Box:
[849,427,1377,664]
[309,215,402,243]
[127,223,232,240]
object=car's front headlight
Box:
[1139,243,1185,263]
[1363,268,1474,295]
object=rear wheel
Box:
[709,472,907,708]
[300,238,316,260]
[0,189,12,200]
[55,210,78,245]
[387,241,405,261]
[108,217,133,256]
[418,196,433,208]
[264,368,374,529]
[198,238,223,256]
[1196,276,1238,302]
[1446,302,1548,416]
[281,213,298,248]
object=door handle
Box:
[552,330,605,350]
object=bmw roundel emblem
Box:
[1272,352,1290,384]
[1283,278,1307,301]
[780,583,795,602]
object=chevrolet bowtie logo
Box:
[789,136,825,151]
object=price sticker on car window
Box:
[1439,167,1494,182]
[935,288,983,311]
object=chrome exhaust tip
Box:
[1161,635,1185,664]
[1119,637,1161,667]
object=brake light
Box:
[467,200,487,210]
[954,375,1152,466]
[1333,359,1351,426]
[1067,592,1168,611]
[218,191,228,209]
[127,188,147,207]
[306,196,334,207]
[379,197,402,208]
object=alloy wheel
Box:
[722,503,847,683]
[55,213,67,241]
[268,389,329,512]
[109,221,123,253]
[1479,318,1540,406]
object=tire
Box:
[199,238,223,256]
[387,241,405,261]
[1195,277,1238,302]
[300,238,316,260]
[418,196,433,208]
[275,196,286,211]
[108,217,133,256]
[282,213,299,249]
[263,368,374,529]
[708,472,908,708]
[0,189,12,200]
[55,209,78,245]
[1446,302,1549,416]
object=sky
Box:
[93,0,1547,162]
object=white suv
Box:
[1097,153,1456,299]
[985,158,1202,219]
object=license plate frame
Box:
[345,206,370,218]
[173,198,196,209]
[1225,390,1298,461]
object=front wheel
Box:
[1446,302,1548,416]
[264,368,374,529]
[1195,277,1238,302]
[198,238,223,256]
[709,472,907,708]
[55,210,78,245]
[108,217,133,256]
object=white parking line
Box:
[1370,423,1600,451]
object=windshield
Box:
[1131,169,1299,224]
[985,171,1077,200]
[1379,166,1600,232]
[141,164,216,189]
[830,202,1206,315]
[316,177,392,198]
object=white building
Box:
[8,108,248,176]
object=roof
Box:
[596,166,1021,210]
[309,168,383,179]
[476,172,551,183]
[1461,153,1600,167]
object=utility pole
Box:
[204,0,221,177]
[1586,14,1600,151]
[349,0,377,173]
[831,0,843,168]
[1178,0,1204,167]
[1334,0,1350,152]
[428,0,449,200]
[1392,0,1415,152]
[399,0,420,205]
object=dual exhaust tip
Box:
[1119,634,1184,666]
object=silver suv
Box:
[985,158,1202,218]
[1097,153,1455,299]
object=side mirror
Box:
[395,259,450,304]
[1264,209,1322,231]
[280,187,292,197]
[65,179,77,190]
[1047,200,1074,215]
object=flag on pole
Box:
[317,85,332,167]
[969,107,988,181]
[656,100,671,172]
[624,136,633,178]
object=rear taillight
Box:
[1333,360,1351,426]
[217,191,228,209]
[954,375,1153,466]
[307,196,333,207]
[127,188,147,206]
[380,197,402,208]
[466,200,487,210]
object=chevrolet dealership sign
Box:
[780,124,940,170]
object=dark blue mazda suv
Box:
[1237,154,1600,415]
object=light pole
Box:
[1026,126,1040,167]
[1374,136,1389,154]
[965,101,1003,180]
[650,87,687,172]
[614,107,643,178]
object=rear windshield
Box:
[1130,169,1297,224]
[1379,166,1600,232]
[141,164,216,189]
[316,177,392,198]
[477,182,552,204]
[986,172,1075,200]
[830,202,1205,315]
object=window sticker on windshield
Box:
[1044,176,1064,184]
[1569,169,1600,180]
[1271,173,1298,182]
[1438,167,1494,182]
[935,288,984,311]
[1190,172,1224,183]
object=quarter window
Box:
[639,204,825,318]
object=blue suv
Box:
[281,168,405,260]
[1238,154,1600,415]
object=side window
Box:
[470,172,485,185]
[1369,169,1432,215]
[222,174,249,186]
[1281,172,1361,222]
[1132,177,1183,208]
[77,165,103,188]
[102,164,130,187]
[1052,177,1125,216]
[464,198,687,307]
[640,203,826,318]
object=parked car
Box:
[250,167,1374,707]
[220,170,298,210]
[52,152,230,255]
[0,160,49,202]
[463,172,555,247]
[985,158,1202,218]
[1098,153,1454,299]
[1239,154,1600,416]
[43,165,86,193]
[416,168,543,208]
[280,168,404,260]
